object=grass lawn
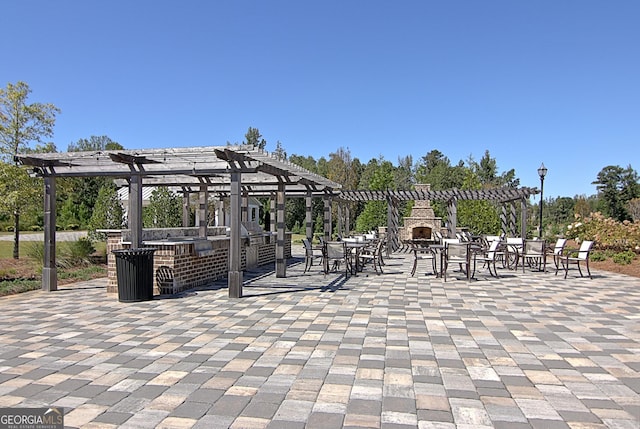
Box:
[0,240,35,258]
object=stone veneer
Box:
[401,184,444,241]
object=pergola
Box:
[16,145,540,297]
[15,145,342,297]
[336,187,539,252]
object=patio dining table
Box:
[344,240,372,275]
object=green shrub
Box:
[25,242,44,261]
[60,238,95,267]
[25,238,95,269]
[590,251,607,262]
[612,251,635,265]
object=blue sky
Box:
[3,1,638,200]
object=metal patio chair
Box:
[443,242,473,281]
[409,240,436,276]
[474,239,502,277]
[302,238,324,273]
[518,239,547,272]
[324,241,351,277]
[557,240,594,279]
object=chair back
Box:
[482,235,502,249]
[325,241,346,260]
[442,238,460,245]
[446,242,469,263]
[374,237,385,253]
[433,231,443,243]
[524,240,544,256]
[553,238,567,256]
[302,238,313,255]
[486,239,500,258]
[577,240,594,260]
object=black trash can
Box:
[112,248,156,302]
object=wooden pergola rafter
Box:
[337,188,539,204]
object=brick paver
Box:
[0,246,638,428]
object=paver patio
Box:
[0,245,638,428]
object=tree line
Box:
[1,81,638,258]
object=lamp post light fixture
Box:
[537,163,548,238]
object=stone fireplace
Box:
[401,184,443,241]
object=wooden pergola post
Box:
[276,181,286,277]
[228,170,242,298]
[500,204,508,237]
[510,201,517,237]
[42,176,57,292]
[520,197,528,239]
[129,174,143,248]
[447,197,457,238]
[270,194,276,232]
[305,191,313,241]
[337,203,343,238]
[198,184,208,238]
[345,205,350,237]
[386,194,400,253]
[182,190,191,227]
[323,197,332,242]
[241,191,248,222]
[216,197,225,227]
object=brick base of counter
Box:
[105,232,291,295]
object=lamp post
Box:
[537,163,547,238]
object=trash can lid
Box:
[112,248,157,255]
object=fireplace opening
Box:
[411,227,432,240]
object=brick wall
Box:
[106,232,292,296]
